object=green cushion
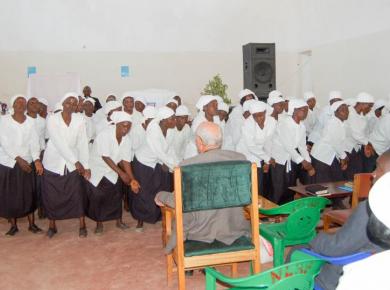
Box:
[184,236,254,257]
[181,160,252,212]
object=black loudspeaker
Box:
[243,43,276,100]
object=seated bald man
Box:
[155,121,251,253]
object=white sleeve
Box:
[349,117,369,145]
[76,119,90,169]
[0,121,18,160]
[241,121,271,163]
[278,121,305,164]
[327,122,347,160]
[297,126,311,163]
[29,124,41,161]
[146,126,178,170]
[47,116,78,165]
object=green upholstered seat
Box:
[180,160,252,212]
[184,236,254,257]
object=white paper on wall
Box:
[27,73,81,110]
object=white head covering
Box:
[303,91,316,102]
[218,102,229,113]
[287,99,308,115]
[165,98,178,106]
[268,90,283,99]
[176,105,191,117]
[135,96,146,106]
[156,107,175,121]
[105,93,116,103]
[38,97,49,106]
[238,89,257,100]
[9,94,27,107]
[329,91,342,102]
[196,95,218,110]
[243,99,257,112]
[121,92,134,103]
[143,106,157,119]
[84,97,96,105]
[104,100,122,115]
[373,99,387,111]
[54,102,62,112]
[356,92,375,104]
[369,172,390,229]
[330,101,346,112]
[110,111,132,124]
[249,101,267,114]
[60,92,78,105]
[267,95,284,106]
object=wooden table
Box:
[289,181,352,199]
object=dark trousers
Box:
[269,162,298,205]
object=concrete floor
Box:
[0,213,270,290]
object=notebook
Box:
[305,185,329,195]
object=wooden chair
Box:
[323,173,372,232]
[164,161,260,290]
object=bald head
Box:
[373,150,390,183]
[195,121,223,153]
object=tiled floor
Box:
[0,213,270,290]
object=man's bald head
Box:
[195,122,223,153]
[373,149,390,183]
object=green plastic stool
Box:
[259,197,330,267]
[205,257,324,290]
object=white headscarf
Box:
[156,107,175,121]
[38,97,49,106]
[176,105,191,117]
[121,92,134,103]
[330,101,346,112]
[135,96,146,106]
[165,98,178,106]
[84,97,96,105]
[356,92,374,104]
[243,99,257,112]
[110,111,132,124]
[218,102,229,113]
[196,95,218,110]
[303,91,315,102]
[268,90,283,99]
[249,101,267,114]
[238,89,257,100]
[60,92,78,106]
[329,91,342,102]
[105,93,117,103]
[287,99,308,116]
[143,106,157,119]
[373,99,387,111]
[9,94,27,107]
[267,95,284,106]
[104,100,122,115]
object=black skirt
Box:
[129,158,171,224]
[269,162,298,205]
[344,148,363,180]
[309,157,344,184]
[86,177,122,222]
[41,169,86,220]
[0,163,37,219]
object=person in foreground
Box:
[154,121,251,253]
[292,149,390,290]
[336,171,390,289]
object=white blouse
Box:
[28,115,46,151]
[88,126,132,187]
[0,115,41,168]
[83,113,96,143]
[135,120,178,170]
[369,113,390,155]
[236,115,274,167]
[169,124,191,162]
[43,112,89,175]
[271,116,310,170]
[344,108,370,153]
[308,105,333,144]
[311,116,348,165]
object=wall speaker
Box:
[243,43,276,101]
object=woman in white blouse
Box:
[310,101,350,183]
[82,97,96,146]
[236,101,275,196]
[42,92,91,238]
[86,111,140,234]
[0,95,43,236]
[95,100,122,135]
[270,99,315,204]
[130,107,177,231]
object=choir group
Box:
[0,86,389,237]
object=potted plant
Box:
[201,74,231,104]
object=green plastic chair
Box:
[205,255,325,290]
[259,197,330,267]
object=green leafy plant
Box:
[201,74,231,104]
